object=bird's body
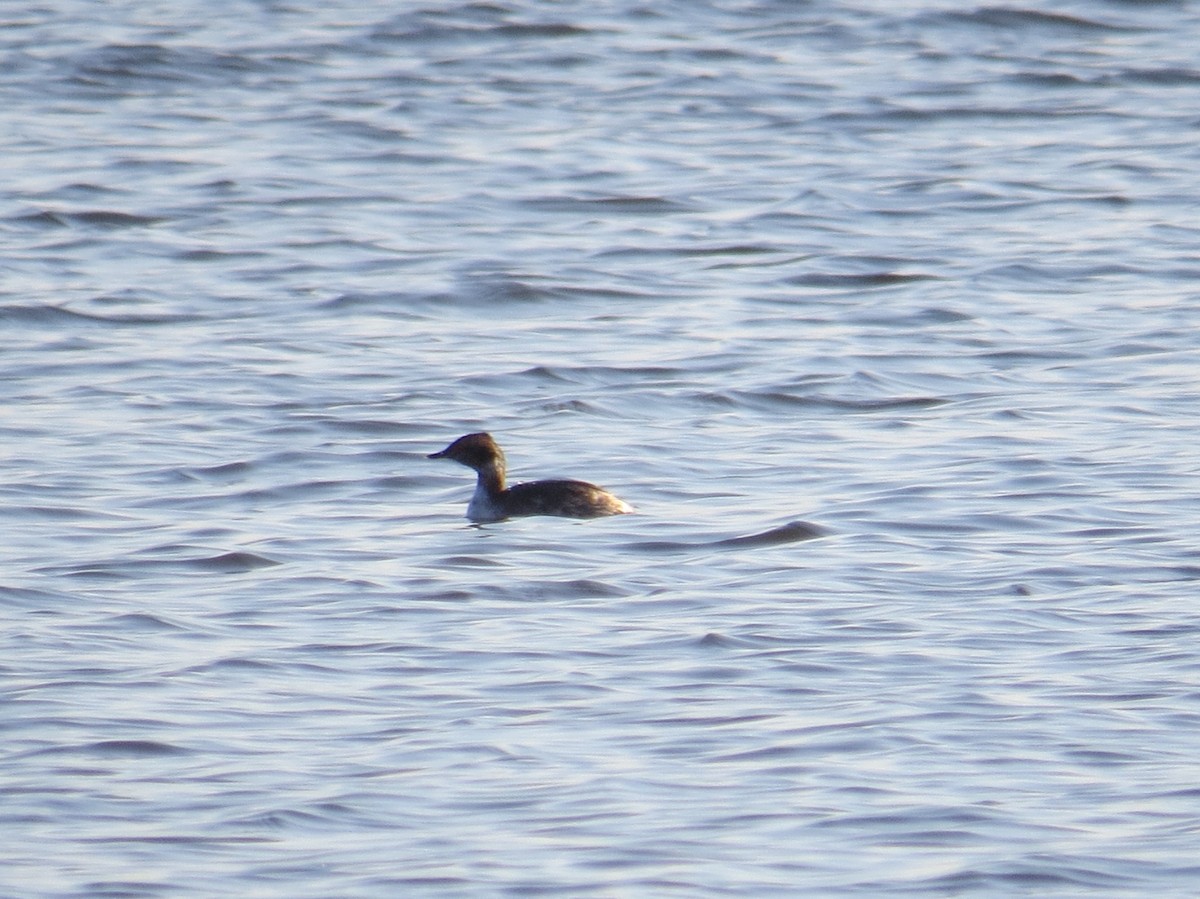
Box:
[429,433,632,523]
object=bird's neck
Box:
[475,461,506,495]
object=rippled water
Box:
[5,1,1200,895]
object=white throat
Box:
[466,478,504,522]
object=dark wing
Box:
[504,479,627,519]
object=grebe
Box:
[429,432,633,523]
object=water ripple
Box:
[5,0,1200,895]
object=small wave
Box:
[189,551,281,573]
[494,22,591,39]
[850,306,975,326]
[369,15,591,45]
[90,739,190,757]
[713,520,826,548]
[938,8,1137,33]
[975,261,1147,286]
[463,274,559,304]
[519,194,696,215]
[1,301,71,325]
[596,243,783,259]
[527,398,602,415]
[176,247,269,262]
[0,302,191,328]
[37,552,282,579]
[69,42,272,91]
[318,291,434,314]
[534,578,630,599]
[698,388,945,414]
[1114,66,1200,87]
[923,860,1143,894]
[459,363,682,392]
[322,418,421,436]
[61,210,166,229]
[785,271,941,289]
[0,584,76,606]
[440,555,508,569]
[631,520,824,554]
[1009,71,1092,89]
[7,210,71,229]
[7,209,167,230]
[107,613,189,632]
[7,503,112,521]
[223,807,339,830]
[23,740,191,759]
[177,460,255,482]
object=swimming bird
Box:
[429,432,632,523]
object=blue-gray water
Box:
[5,1,1200,895]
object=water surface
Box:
[4,1,1200,895]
